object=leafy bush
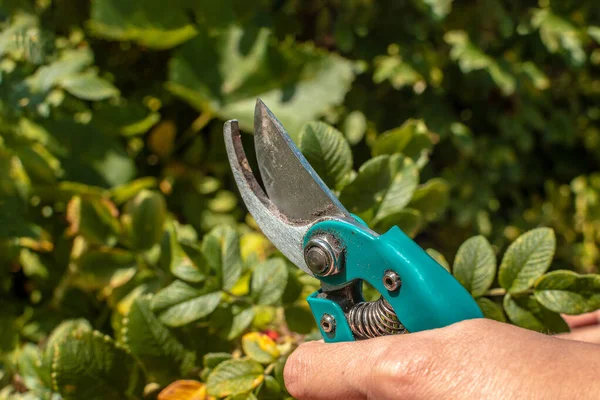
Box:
[1,1,600,399]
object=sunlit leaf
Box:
[206,359,264,398]
[298,122,353,188]
[498,228,555,294]
[534,270,600,315]
[453,235,496,297]
[241,332,280,364]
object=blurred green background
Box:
[1,0,599,398]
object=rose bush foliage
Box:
[1,0,600,399]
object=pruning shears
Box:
[224,99,482,343]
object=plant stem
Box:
[485,288,507,297]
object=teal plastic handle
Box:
[306,219,483,343]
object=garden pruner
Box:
[224,99,482,343]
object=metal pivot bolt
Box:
[320,314,336,334]
[383,270,401,291]
[303,235,344,276]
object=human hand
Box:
[284,318,600,400]
[560,310,600,344]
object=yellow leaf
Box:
[241,332,280,364]
[240,232,273,263]
[158,380,208,400]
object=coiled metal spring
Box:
[347,297,406,339]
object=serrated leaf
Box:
[167,25,354,138]
[453,235,496,297]
[43,319,92,372]
[88,0,198,49]
[151,280,221,327]
[59,72,119,101]
[340,154,419,224]
[407,178,450,221]
[206,359,264,397]
[498,228,556,293]
[476,297,506,322]
[251,258,288,306]
[51,330,145,400]
[122,190,167,251]
[241,332,280,364]
[298,122,353,188]
[202,226,242,291]
[426,248,450,272]
[503,294,569,334]
[534,271,600,315]
[158,380,206,400]
[122,296,196,385]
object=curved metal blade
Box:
[224,119,315,275]
[254,99,351,222]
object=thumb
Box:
[283,336,394,400]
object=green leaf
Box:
[426,248,451,272]
[204,353,233,369]
[476,297,506,322]
[151,280,221,327]
[372,120,431,158]
[372,208,422,237]
[12,143,63,184]
[27,48,93,92]
[122,190,167,251]
[343,111,367,145]
[110,177,158,205]
[534,271,600,315]
[251,258,288,306]
[51,330,145,400]
[202,226,242,291]
[167,25,354,138]
[227,307,256,340]
[298,122,353,188]
[41,118,136,187]
[407,178,450,222]
[340,154,419,224]
[121,296,196,385]
[65,196,120,246]
[88,0,198,49]
[241,332,280,364]
[284,306,315,334]
[453,235,496,298]
[43,319,92,371]
[206,359,264,398]
[498,228,556,294]
[160,222,206,283]
[531,9,585,66]
[503,294,569,334]
[420,0,453,20]
[59,72,119,101]
[71,247,137,292]
[588,26,600,45]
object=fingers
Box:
[283,337,392,400]
[557,324,600,344]
[562,310,600,329]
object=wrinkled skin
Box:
[284,311,600,400]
